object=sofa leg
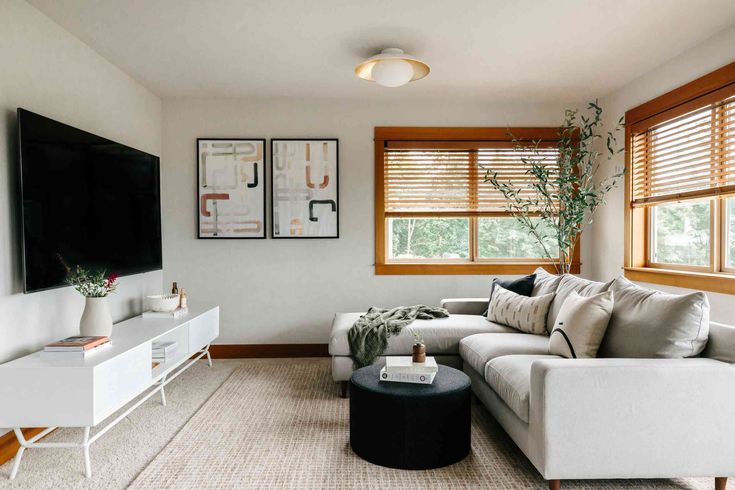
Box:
[715,477,727,490]
[548,480,561,490]
[339,381,348,398]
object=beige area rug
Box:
[130,359,726,489]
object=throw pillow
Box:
[599,276,710,358]
[482,274,536,318]
[549,290,614,358]
[487,285,554,335]
[545,275,614,333]
[531,267,563,297]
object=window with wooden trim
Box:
[375,127,578,275]
[624,61,735,294]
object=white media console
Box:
[0,303,219,479]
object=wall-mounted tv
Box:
[18,108,162,293]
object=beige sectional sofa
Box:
[329,272,735,488]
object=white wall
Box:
[0,0,163,365]
[589,25,735,323]
[162,97,584,344]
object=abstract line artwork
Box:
[271,139,339,238]
[197,138,266,238]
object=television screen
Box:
[18,108,162,293]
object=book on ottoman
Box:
[379,356,438,384]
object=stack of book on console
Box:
[379,356,438,385]
[41,336,110,359]
[152,341,178,362]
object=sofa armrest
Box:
[440,298,488,315]
[529,358,735,479]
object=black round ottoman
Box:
[349,364,471,470]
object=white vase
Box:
[79,296,113,337]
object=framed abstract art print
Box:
[197,138,266,239]
[271,139,339,238]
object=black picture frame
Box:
[270,138,339,239]
[197,138,267,239]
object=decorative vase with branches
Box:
[483,101,624,274]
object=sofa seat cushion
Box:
[459,333,551,376]
[329,313,516,356]
[484,354,561,423]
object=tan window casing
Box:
[624,61,735,294]
[374,127,580,275]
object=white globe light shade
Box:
[370,59,414,87]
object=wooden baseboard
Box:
[208,343,329,358]
[0,428,48,466]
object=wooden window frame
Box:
[624,61,735,294]
[375,127,580,275]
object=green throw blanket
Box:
[347,305,449,368]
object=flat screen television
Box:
[18,108,162,293]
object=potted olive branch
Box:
[483,101,625,274]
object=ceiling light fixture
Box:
[355,48,430,88]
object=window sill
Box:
[624,267,735,295]
[376,262,580,276]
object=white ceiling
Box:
[28,0,735,102]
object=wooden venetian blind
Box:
[631,94,735,206]
[383,146,560,216]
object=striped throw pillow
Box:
[487,285,555,335]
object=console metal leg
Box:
[205,344,212,367]
[82,427,91,478]
[9,445,25,480]
[9,427,55,480]
[159,375,167,406]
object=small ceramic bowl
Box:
[147,294,180,312]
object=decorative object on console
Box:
[142,307,189,319]
[171,282,178,294]
[147,293,181,312]
[197,138,266,239]
[486,285,554,335]
[271,139,339,238]
[180,289,188,309]
[354,48,430,87]
[482,273,536,317]
[549,290,614,358]
[60,258,118,337]
[483,101,625,274]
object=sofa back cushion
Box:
[549,290,614,359]
[546,275,614,332]
[599,277,710,358]
[487,285,554,335]
[531,267,562,297]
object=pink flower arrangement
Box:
[58,255,119,297]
